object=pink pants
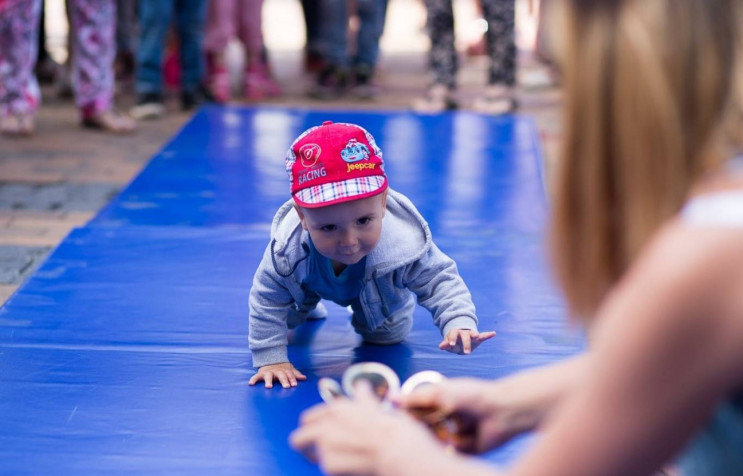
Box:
[204,0,265,60]
[0,0,115,118]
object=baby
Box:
[248,121,495,388]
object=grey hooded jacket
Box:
[248,189,478,368]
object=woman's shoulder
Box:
[640,216,743,298]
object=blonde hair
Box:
[551,0,743,319]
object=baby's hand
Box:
[249,362,307,388]
[439,329,496,355]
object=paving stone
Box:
[0,245,50,284]
[0,182,121,212]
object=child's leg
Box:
[412,0,457,113]
[350,301,415,345]
[204,0,236,102]
[0,0,41,136]
[238,0,281,99]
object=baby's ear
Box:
[293,204,308,230]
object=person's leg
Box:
[473,0,517,114]
[115,0,137,54]
[318,0,347,69]
[354,0,383,67]
[175,0,208,107]
[204,0,236,102]
[0,0,41,136]
[114,0,137,81]
[70,0,136,132]
[69,1,114,115]
[412,0,457,112]
[352,0,383,98]
[135,0,172,96]
[238,0,280,99]
[300,0,323,71]
[308,0,349,98]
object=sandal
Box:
[81,109,137,134]
[412,84,457,114]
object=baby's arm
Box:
[439,328,496,354]
[405,242,494,354]
[248,242,302,387]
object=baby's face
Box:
[295,192,386,267]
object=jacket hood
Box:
[270,189,431,277]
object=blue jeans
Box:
[135,0,207,94]
[320,0,385,68]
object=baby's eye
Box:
[320,225,337,232]
[357,217,372,226]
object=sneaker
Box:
[308,65,348,99]
[130,92,165,120]
[181,84,215,111]
[307,302,328,320]
[351,64,377,100]
[471,85,518,115]
[244,63,282,100]
[411,84,457,114]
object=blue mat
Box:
[0,106,583,473]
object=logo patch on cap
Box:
[340,139,370,163]
[299,143,322,167]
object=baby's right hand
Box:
[249,362,307,388]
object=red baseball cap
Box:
[285,121,388,208]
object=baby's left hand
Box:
[439,329,496,355]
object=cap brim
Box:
[293,176,388,208]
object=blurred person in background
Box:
[203,0,281,103]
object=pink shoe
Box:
[209,66,231,103]
[244,63,282,100]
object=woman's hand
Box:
[290,384,449,476]
[397,377,528,453]
[248,362,307,388]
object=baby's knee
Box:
[355,313,413,345]
[361,334,405,346]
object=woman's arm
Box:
[509,224,743,476]
[398,354,589,452]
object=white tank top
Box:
[681,156,743,228]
